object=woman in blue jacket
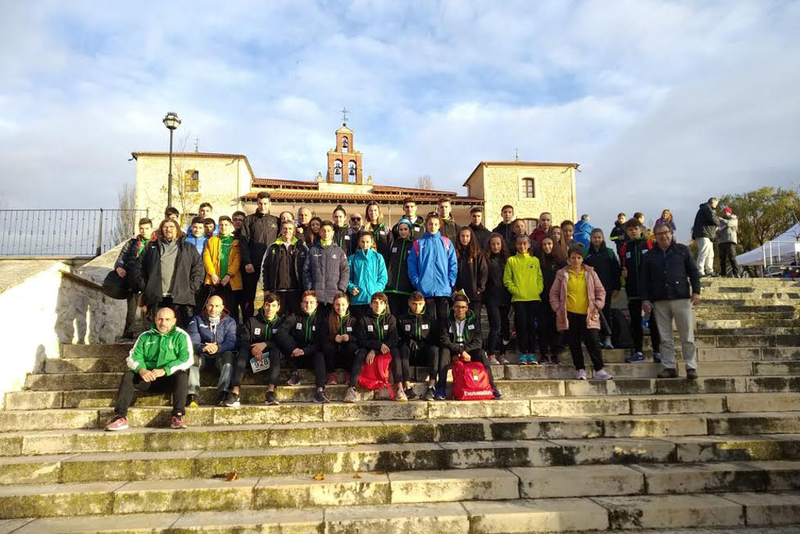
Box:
[407,214,458,329]
[348,231,388,318]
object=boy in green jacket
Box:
[106,307,193,431]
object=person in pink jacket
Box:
[549,245,613,381]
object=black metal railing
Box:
[0,209,150,257]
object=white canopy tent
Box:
[737,222,800,267]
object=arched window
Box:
[522,178,535,198]
[334,160,343,178]
[348,161,357,182]
[186,170,199,192]
[341,136,349,153]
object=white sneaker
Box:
[594,369,614,381]
[488,355,500,365]
[576,369,588,380]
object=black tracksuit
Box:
[397,309,439,384]
[322,314,359,375]
[240,212,280,317]
[385,237,414,315]
[621,238,660,353]
[237,311,293,387]
[284,310,328,388]
[584,243,621,337]
[537,252,566,357]
[351,310,399,387]
[454,252,488,317]
[493,222,515,254]
[439,309,495,391]
[367,223,394,264]
[261,238,309,315]
[484,253,512,355]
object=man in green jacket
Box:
[106,307,193,431]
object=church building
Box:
[132,121,578,229]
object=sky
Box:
[1,0,799,240]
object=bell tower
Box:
[326,108,363,184]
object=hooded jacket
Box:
[549,265,606,331]
[620,237,653,299]
[262,236,309,292]
[136,237,205,307]
[334,225,355,256]
[503,253,544,302]
[455,252,488,303]
[185,234,207,255]
[203,235,242,290]
[440,308,483,353]
[640,241,702,302]
[609,221,626,255]
[357,309,399,353]
[126,326,193,376]
[366,222,394,263]
[239,309,294,354]
[692,202,719,240]
[385,237,414,296]
[115,233,155,290]
[187,310,237,354]
[301,242,350,304]
[407,232,457,298]
[348,247,388,306]
[583,243,621,295]
[240,211,280,269]
[484,253,512,307]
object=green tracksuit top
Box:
[126,326,194,376]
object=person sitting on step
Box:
[284,290,330,403]
[186,295,237,407]
[322,292,359,387]
[398,291,440,401]
[105,307,193,431]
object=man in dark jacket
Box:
[262,220,309,315]
[609,213,627,259]
[467,207,491,250]
[492,205,516,253]
[135,218,205,329]
[186,295,237,406]
[332,206,355,256]
[437,197,460,242]
[301,221,349,308]
[392,198,425,241]
[114,217,154,340]
[692,197,719,277]
[641,223,701,379]
[240,192,279,317]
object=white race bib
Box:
[367,325,374,332]
[254,327,262,335]
[250,357,271,374]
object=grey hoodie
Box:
[718,214,738,244]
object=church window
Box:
[342,136,349,153]
[348,161,357,180]
[334,160,343,176]
[522,178,535,198]
[186,170,199,192]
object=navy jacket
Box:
[640,242,702,302]
[187,311,237,354]
[301,243,350,304]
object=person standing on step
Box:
[536,235,567,364]
[503,234,544,365]
[105,307,192,431]
[718,206,739,277]
[202,216,242,324]
[344,292,401,402]
[364,201,393,264]
[135,218,205,330]
[437,197,460,242]
[560,220,576,247]
[610,213,627,259]
[393,198,425,241]
[114,217,154,341]
[231,211,246,237]
[285,290,329,403]
[573,214,594,249]
[692,197,720,277]
[453,227,488,319]
[584,228,621,350]
[492,205,516,253]
[439,294,502,400]
[185,217,207,256]
[295,207,312,242]
[530,212,553,248]
[232,292,292,406]
[484,233,512,365]
[302,220,350,312]
[399,291,439,401]
[549,245,613,381]
[348,230,388,319]
[641,223,701,379]
[620,218,662,364]
[322,292,359,387]
[467,207,491,251]
[262,219,308,316]
[240,192,279,318]
[407,213,458,330]
[332,205,355,257]
[186,295,237,407]
[384,219,415,316]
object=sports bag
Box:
[357,352,394,398]
[102,270,131,300]
[452,359,494,400]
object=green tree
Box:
[719,187,800,253]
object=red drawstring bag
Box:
[452,360,494,401]
[357,352,394,399]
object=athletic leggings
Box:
[485,304,510,355]
[536,305,559,356]
[513,300,540,353]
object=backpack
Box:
[357,352,394,398]
[452,360,494,401]
[412,236,452,257]
[610,308,634,349]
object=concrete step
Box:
[697,319,797,329]
[695,311,796,320]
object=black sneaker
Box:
[223,392,241,407]
[686,369,698,380]
[422,387,435,401]
[216,391,227,406]
[313,389,329,403]
[264,390,280,405]
[404,387,417,400]
[286,372,301,386]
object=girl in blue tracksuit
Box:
[348,231,388,319]
[407,214,458,329]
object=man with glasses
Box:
[347,212,364,255]
[393,197,424,241]
[641,223,701,379]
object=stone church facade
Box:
[132,123,578,229]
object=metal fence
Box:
[0,209,150,257]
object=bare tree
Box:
[416,174,434,190]
[114,182,137,245]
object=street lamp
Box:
[163,111,181,209]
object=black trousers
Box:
[513,301,539,353]
[719,243,739,276]
[287,349,326,388]
[485,304,510,355]
[468,300,483,320]
[441,347,496,389]
[387,293,409,318]
[536,305,560,356]
[628,300,661,353]
[275,289,302,316]
[425,297,450,331]
[114,369,188,417]
[322,341,358,373]
[123,292,140,336]
[600,292,613,337]
[242,267,261,318]
[233,347,282,387]
[566,312,605,371]
[397,343,436,384]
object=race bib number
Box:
[405,324,411,331]
[250,357,271,374]
[367,325,374,332]
[254,327,262,336]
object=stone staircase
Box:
[1,278,799,533]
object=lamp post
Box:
[163,111,181,209]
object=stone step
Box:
[695,310,796,320]
[697,318,797,329]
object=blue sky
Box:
[1,0,799,239]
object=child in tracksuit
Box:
[503,234,544,365]
[322,292,359,386]
[384,219,415,316]
[285,290,329,403]
[620,219,661,363]
[344,292,400,402]
[233,292,293,407]
[398,291,439,401]
[584,228,621,349]
[348,231,388,319]
[439,294,501,400]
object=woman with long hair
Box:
[453,227,488,318]
[655,209,677,232]
[484,233,512,365]
[536,235,567,363]
[364,201,393,262]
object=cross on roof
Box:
[341,107,350,125]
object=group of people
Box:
[106,193,703,431]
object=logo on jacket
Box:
[472,369,480,381]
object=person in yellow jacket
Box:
[203,216,242,322]
[503,234,544,364]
